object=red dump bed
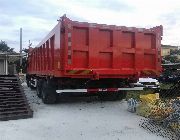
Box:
[27,15,163,79]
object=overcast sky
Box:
[0,0,180,52]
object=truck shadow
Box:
[56,95,100,103]
[55,94,124,104]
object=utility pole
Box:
[20,28,22,67]
[28,40,32,49]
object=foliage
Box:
[163,55,180,63]
[159,83,174,89]
[162,47,180,64]
[16,48,29,73]
[0,40,14,53]
[0,40,29,73]
[15,57,28,73]
[170,49,180,55]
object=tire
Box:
[27,80,30,87]
[41,80,57,104]
[29,80,36,90]
[36,79,43,98]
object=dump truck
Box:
[26,15,163,104]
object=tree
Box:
[22,48,29,54]
[170,49,180,55]
[0,40,14,53]
[15,48,30,73]
[163,55,180,63]
[15,57,28,73]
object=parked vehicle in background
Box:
[131,78,160,89]
[26,15,163,104]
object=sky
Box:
[0,0,180,52]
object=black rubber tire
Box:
[29,80,36,90]
[41,80,57,104]
[36,79,43,98]
[27,80,30,87]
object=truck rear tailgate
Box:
[63,18,162,79]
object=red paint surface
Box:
[27,15,163,79]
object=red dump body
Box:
[27,16,163,79]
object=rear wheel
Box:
[26,79,30,87]
[42,79,57,104]
[27,78,36,90]
[29,81,36,90]
[36,79,43,98]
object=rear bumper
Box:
[56,87,144,94]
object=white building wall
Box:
[0,55,8,75]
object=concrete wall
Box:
[0,56,8,75]
[0,59,5,74]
